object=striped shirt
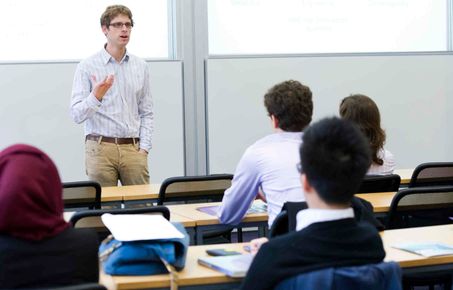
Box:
[70,48,153,151]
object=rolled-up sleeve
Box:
[217,149,261,225]
[70,64,102,124]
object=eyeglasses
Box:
[109,22,133,29]
[296,162,303,174]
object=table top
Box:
[100,243,247,289]
[356,191,396,213]
[167,202,268,226]
[100,168,412,202]
[101,224,453,290]
[103,184,161,201]
[394,168,413,185]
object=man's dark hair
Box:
[264,80,313,132]
[300,117,371,204]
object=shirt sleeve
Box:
[138,65,153,151]
[70,63,102,124]
[217,148,261,225]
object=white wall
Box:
[206,55,453,173]
[0,61,184,183]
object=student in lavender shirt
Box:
[217,80,313,227]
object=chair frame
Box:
[157,174,233,205]
[70,206,170,227]
[357,174,401,193]
[409,162,453,188]
[62,181,102,210]
[386,185,453,229]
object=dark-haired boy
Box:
[241,117,385,290]
[218,80,313,227]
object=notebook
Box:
[392,242,453,257]
[198,254,254,277]
[197,200,267,216]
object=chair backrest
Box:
[275,262,402,290]
[386,185,453,229]
[269,210,289,238]
[409,162,453,188]
[157,174,233,205]
[62,181,101,210]
[357,174,401,193]
[270,197,384,238]
[69,206,170,240]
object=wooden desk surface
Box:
[394,168,413,185]
[101,224,453,289]
[382,224,453,268]
[99,189,124,202]
[167,202,268,226]
[356,191,396,213]
[103,184,161,201]
[100,243,246,290]
[170,212,197,227]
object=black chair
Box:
[408,162,453,188]
[70,206,170,241]
[269,210,289,238]
[387,185,453,290]
[158,174,239,244]
[157,174,233,205]
[357,174,401,193]
[62,181,101,210]
[270,197,385,238]
[31,284,107,290]
[386,186,453,230]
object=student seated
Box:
[339,94,395,175]
[0,144,99,288]
[241,117,386,290]
[218,80,313,227]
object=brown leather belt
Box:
[86,134,139,145]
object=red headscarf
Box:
[0,144,69,241]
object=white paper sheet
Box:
[101,213,184,241]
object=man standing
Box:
[218,80,313,227]
[71,5,153,186]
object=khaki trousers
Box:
[85,140,150,186]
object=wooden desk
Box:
[356,191,396,213]
[382,224,453,272]
[103,184,161,202]
[394,168,413,185]
[100,243,247,290]
[167,202,268,244]
[101,224,453,290]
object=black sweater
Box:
[0,227,99,289]
[241,218,385,290]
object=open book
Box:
[392,242,453,257]
[197,200,267,216]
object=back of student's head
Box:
[339,94,386,166]
[300,117,371,204]
[264,80,313,132]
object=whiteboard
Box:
[0,60,184,183]
[207,55,453,173]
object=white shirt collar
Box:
[295,207,354,231]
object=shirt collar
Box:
[295,207,354,231]
[101,46,130,65]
